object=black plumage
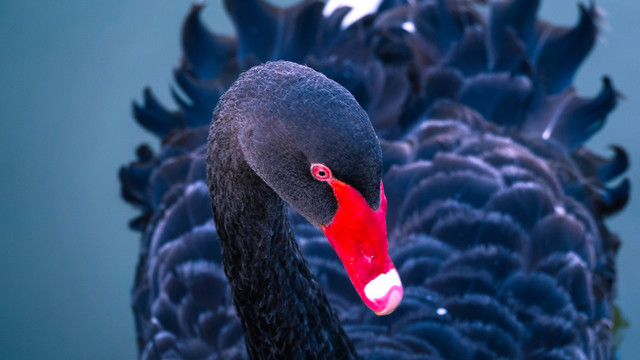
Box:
[120,0,629,359]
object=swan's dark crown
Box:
[120,0,629,359]
[210,61,382,226]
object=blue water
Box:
[0,1,637,359]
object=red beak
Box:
[321,180,403,315]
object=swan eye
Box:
[311,163,332,181]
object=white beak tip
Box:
[373,287,403,315]
[364,268,404,316]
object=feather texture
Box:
[120,0,628,358]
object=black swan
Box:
[120,0,629,359]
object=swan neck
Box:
[206,128,358,358]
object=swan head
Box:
[212,60,403,315]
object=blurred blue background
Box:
[0,1,637,359]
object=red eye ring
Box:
[311,163,332,181]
